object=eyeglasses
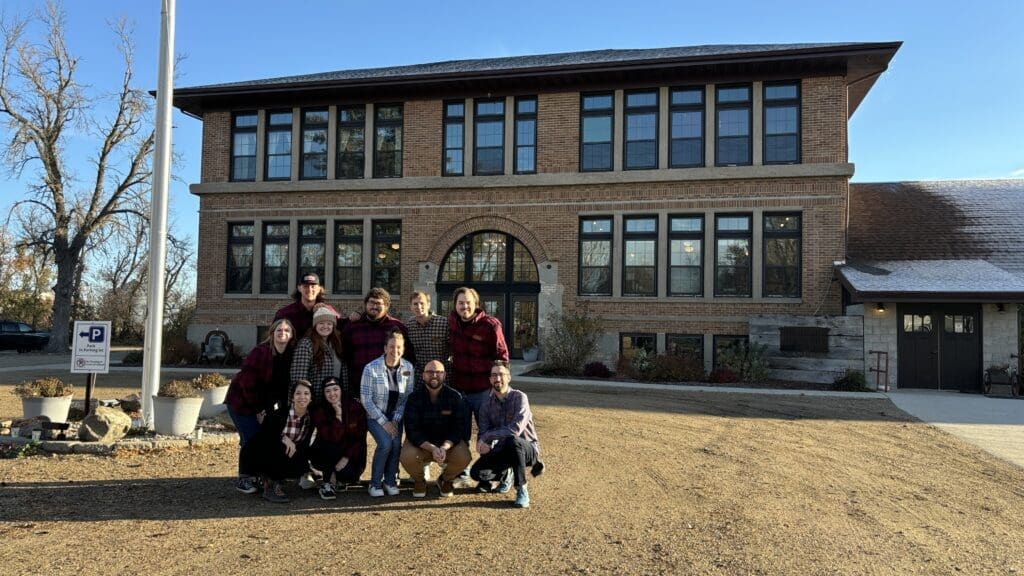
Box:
[424,370,445,374]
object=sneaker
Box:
[384,484,400,496]
[318,482,337,500]
[437,478,454,497]
[298,472,317,490]
[477,481,495,493]
[412,480,427,498]
[531,460,545,477]
[496,470,513,494]
[234,476,258,495]
[263,481,290,504]
[513,484,530,508]
[368,485,385,498]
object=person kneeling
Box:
[240,380,314,503]
[310,376,367,500]
[400,360,472,498]
[470,361,544,508]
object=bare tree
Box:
[0,1,154,351]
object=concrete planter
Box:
[522,347,540,362]
[22,395,73,423]
[199,385,229,418]
[151,396,203,436]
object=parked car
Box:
[0,320,51,352]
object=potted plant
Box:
[152,379,203,436]
[517,323,540,362]
[193,373,230,418]
[16,377,74,423]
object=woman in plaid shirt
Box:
[240,380,314,503]
[291,303,345,401]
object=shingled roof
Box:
[848,180,1024,278]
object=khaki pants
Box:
[400,440,472,482]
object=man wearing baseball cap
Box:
[274,273,325,339]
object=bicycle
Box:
[983,354,1020,397]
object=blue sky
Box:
[2,0,1022,248]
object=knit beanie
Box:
[312,304,339,325]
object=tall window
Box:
[374,104,403,178]
[667,334,703,360]
[443,101,465,176]
[580,93,613,171]
[300,109,328,179]
[261,222,290,294]
[623,216,657,296]
[714,214,751,297]
[230,112,257,181]
[334,222,363,294]
[764,82,800,164]
[713,335,749,368]
[474,99,505,175]
[716,85,751,166]
[669,87,704,167]
[668,215,703,296]
[763,213,802,297]
[372,221,401,294]
[337,105,365,179]
[514,97,537,174]
[226,222,254,293]
[624,90,658,170]
[620,333,656,361]
[579,217,612,296]
[265,110,293,180]
[297,221,326,282]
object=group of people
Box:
[224,273,543,508]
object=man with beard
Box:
[399,359,472,498]
[341,287,413,396]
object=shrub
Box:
[614,354,635,379]
[192,373,230,391]
[121,350,144,365]
[157,379,200,398]
[15,377,74,398]
[707,367,740,384]
[717,342,770,383]
[539,304,602,376]
[162,336,199,365]
[582,361,612,378]
[645,353,705,383]
[831,369,870,392]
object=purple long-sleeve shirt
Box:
[477,387,539,455]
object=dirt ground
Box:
[2,371,1024,575]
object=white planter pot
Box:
[522,347,540,362]
[22,395,73,423]
[151,396,203,436]
[199,385,229,418]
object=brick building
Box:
[174,42,907,373]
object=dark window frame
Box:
[715,84,752,167]
[264,109,293,181]
[296,220,326,283]
[620,332,656,361]
[578,216,613,296]
[260,221,290,294]
[623,89,659,170]
[230,111,257,182]
[300,108,328,180]
[336,105,366,179]
[473,98,505,176]
[371,220,402,295]
[514,96,537,174]
[580,92,614,172]
[667,333,704,360]
[713,335,749,369]
[373,103,403,179]
[763,81,801,165]
[333,221,363,295]
[622,215,658,297]
[443,100,465,176]
[669,86,705,168]
[763,212,802,298]
[714,213,752,297]
[668,214,704,297]
[225,221,254,294]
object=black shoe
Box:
[531,460,545,477]
[263,481,290,503]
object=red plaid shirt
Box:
[281,408,309,442]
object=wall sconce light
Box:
[875,303,886,313]
[997,303,1006,312]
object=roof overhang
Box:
[836,260,1024,304]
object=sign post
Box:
[71,321,112,417]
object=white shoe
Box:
[384,484,400,496]
[368,485,385,498]
[298,472,316,490]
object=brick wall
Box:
[201,111,230,183]
[537,92,579,173]
[404,99,441,177]
[802,76,847,164]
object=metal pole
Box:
[141,0,176,428]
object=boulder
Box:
[78,406,131,443]
[119,394,142,413]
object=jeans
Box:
[227,406,261,476]
[367,418,403,488]
[470,436,538,488]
